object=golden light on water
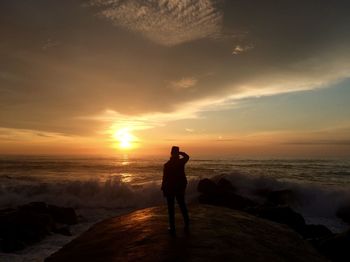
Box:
[112,128,137,150]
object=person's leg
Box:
[176,194,189,228]
[166,196,176,231]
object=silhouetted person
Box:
[161,146,190,235]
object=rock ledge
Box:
[45,205,325,262]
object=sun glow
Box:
[112,128,136,150]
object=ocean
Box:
[1,156,350,261]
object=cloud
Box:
[185,128,195,133]
[284,140,350,146]
[0,127,71,142]
[42,38,60,51]
[1,0,350,139]
[232,44,254,55]
[169,77,198,90]
[91,0,223,46]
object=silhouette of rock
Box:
[0,202,78,252]
[45,205,326,262]
[197,178,334,243]
[302,224,334,239]
[217,177,236,192]
[19,201,49,214]
[336,204,350,224]
[266,189,300,206]
[0,207,54,252]
[316,229,350,262]
[197,178,257,210]
[248,206,306,233]
[53,225,72,236]
[48,205,78,225]
[197,178,218,195]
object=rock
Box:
[252,187,273,198]
[301,224,333,239]
[336,204,350,224]
[251,206,306,233]
[0,209,54,252]
[45,205,326,262]
[19,201,49,214]
[0,202,78,252]
[197,178,218,195]
[199,191,256,210]
[246,206,333,240]
[266,189,299,206]
[53,225,72,236]
[217,178,236,192]
[198,178,257,210]
[19,202,78,225]
[48,205,78,225]
[316,229,350,262]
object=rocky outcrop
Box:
[336,204,350,224]
[0,202,78,252]
[198,178,257,210]
[197,178,335,242]
[315,229,350,262]
[265,189,300,206]
[247,205,334,240]
[45,205,326,262]
[247,205,306,232]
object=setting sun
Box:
[113,128,136,150]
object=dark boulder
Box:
[266,189,299,206]
[336,204,350,224]
[0,209,54,252]
[19,202,78,225]
[252,188,273,198]
[197,178,218,195]
[198,178,257,210]
[53,225,72,236]
[217,178,236,192]
[48,205,78,225]
[251,206,306,233]
[0,202,78,252]
[316,229,350,262]
[19,201,49,214]
[301,224,333,239]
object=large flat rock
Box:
[45,205,326,262]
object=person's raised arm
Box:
[179,151,189,163]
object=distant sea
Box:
[1,156,350,261]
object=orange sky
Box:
[1,1,350,158]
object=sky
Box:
[1,0,350,158]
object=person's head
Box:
[171,146,180,159]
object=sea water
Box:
[1,156,350,261]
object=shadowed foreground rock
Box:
[45,205,326,262]
[0,202,77,252]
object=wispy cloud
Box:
[42,38,60,51]
[185,128,195,133]
[169,77,198,90]
[91,0,223,46]
[232,44,254,55]
[0,127,71,142]
[284,140,350,146]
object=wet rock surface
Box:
[45,205,325,262]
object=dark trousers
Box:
[166,194,189,229]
